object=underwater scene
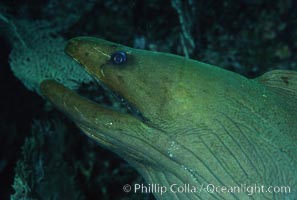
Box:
[0,0,296,199]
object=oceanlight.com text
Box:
[123,183,291,196]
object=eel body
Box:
[40,37,297,200]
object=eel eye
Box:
[110,51,127,64]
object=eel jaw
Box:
[40,79,163,167]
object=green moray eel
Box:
[40,37,297,200]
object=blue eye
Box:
[111,51,127,64]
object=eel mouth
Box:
[40,38,154,150]
[39,37,173,170]
[82,79,147,122]
[40,78,161,170]
[40,37,174,165]
[40,79,148,158]
[40,75,145,129]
